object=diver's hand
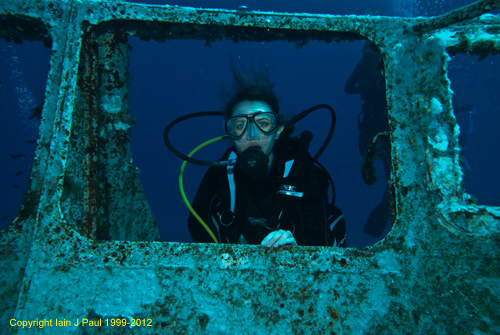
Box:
[261,229,297,248]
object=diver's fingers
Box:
[261,230,281,247]
[261,230,296,247]
[273,236,297,247]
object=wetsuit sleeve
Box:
[293,164,346,247]
[320,167,347,247]
[188,167,222,243]
[314,165,347,247]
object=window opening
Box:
[448,53,500,207]
[0,37,50,232]
[128,36,392,247]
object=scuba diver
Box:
[345,40,391,239]
[164,65,346,247]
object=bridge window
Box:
[0,16,51,232]
[127,35,392,247]
[448,53,500,207]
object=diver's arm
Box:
[318,165,347,247]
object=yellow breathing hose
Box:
[178,135,229,244]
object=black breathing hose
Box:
[164,104,336,166]
[163,111,228,167]
[287,104,336,162]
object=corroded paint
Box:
[0,0,499,334]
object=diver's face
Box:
[230,101,283,159]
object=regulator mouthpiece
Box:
[237,146,269,179]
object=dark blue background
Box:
[1,0,498,248]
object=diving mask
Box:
[225,112,278,139]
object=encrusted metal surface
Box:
[1,0,499,334]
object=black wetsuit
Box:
[188,138,347,247]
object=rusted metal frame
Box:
[413,0,500,33]
[94,31,131,240]
[0,14,51,45]
[80,30,100,240]
[445,21,500,60]
[85,15,364,46]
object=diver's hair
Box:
[225,85,280,119]
[222,61,281,123]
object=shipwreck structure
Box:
[1,0,499,333]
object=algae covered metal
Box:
[1,0,499,334]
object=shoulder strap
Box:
[226,150,238,213]
[278,159,305,197]
[277,132,313,198]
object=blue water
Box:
[1,0,499,248]
[0,41,48,228]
